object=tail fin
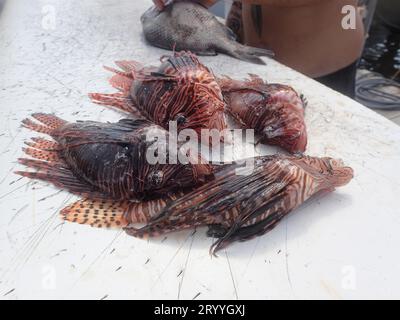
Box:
[60,195,174,229]
[60,199,131,228]
[220,43,274,65]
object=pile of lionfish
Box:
[15,1,353,255]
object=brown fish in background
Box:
[141,1,274,65]
[90,51,227,139]
[218,74,308,153]
[15,113,214,227]
[126,155,353,255]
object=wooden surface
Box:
[1,0,400,300]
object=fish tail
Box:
[61,194,180,231]
[220,42,274,65]
[60,199,131,229]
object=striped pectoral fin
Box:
[206,224,230,238]
[109,73,132,93]
[135,70,178,82]
[103,60,142,79]
[89,60,144,117]
[210,191,291,256]
[123,194,184,238]
[114,60,143,74]
[15,158,105,198]
[88,92,142,117]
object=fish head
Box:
[308,157,354,188]
[131,124,214,195]
[262,120,307,154]
[291,156,354,188]
[262,84,308,153]
[222,80,307,153]
[325,158,354,187]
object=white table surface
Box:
[1,0,400,300]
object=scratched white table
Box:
[1,0,399,300]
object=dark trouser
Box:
[315,61,358,99]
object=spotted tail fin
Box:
[61,195,177,229]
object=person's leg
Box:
[226,1,243,42]
[315,61,358,99]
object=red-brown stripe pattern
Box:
[126,155,353,254]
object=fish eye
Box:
[175,114,186,125]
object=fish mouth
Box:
[323,158,354,187]
[262,125,307,153]
[331,165,354,187]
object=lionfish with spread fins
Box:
[15,113,214,227]
[91,50,308,153]
[218,74,308,153]
[15,113,353,253]
[89,51,227,139]
[126,155,353,254]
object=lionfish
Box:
[89,51,227,138]
[15,113,214,226]
[218,75,308,153]
[44,150,352,254]
[125,155,353,254]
